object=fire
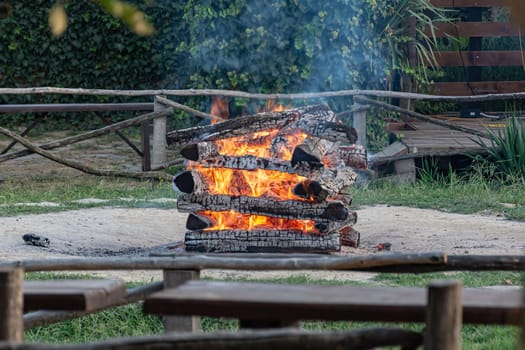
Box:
[194,98,316,233]
[192,165,306,200]
[199,210,317,233]
[210,96,230,125]
[213,129,307,160]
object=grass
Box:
[352,172,525,221]
[23,272,522,349]
[0,175,177,216]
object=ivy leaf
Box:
[48,4,68,36]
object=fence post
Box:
[152,95,168,169]
[352,101,367,147]
[0,267,24,342]
[425,279,462,350]
[162,269,201,333]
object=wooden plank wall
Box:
[429,0,525,95]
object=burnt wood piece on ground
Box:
[177,194,350,221]
[184,230,341,253]
[340,227,360,247]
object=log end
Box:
[293,181,327,202]
[173,171,195,193]
[291,146,323,169]
[180,144,199,161]
[322,202,348,221]
[186,213,210,230]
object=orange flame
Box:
[195,99,316,233]
[210,96,230,125]
[199,210,317,232]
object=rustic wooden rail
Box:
[429,0,525,95]
[0,253,523,350]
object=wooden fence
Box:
[0,253,523,350]
[430,0,525,96]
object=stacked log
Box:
[172,104,366,253]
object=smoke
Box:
[180,0,390,93]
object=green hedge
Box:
[0,0,439,136]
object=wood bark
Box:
[155,95,223,122]
[0,127,173,181]
[293,167,357,202]
[177,194,350,221]
[167,106,309,146]
[5,86,525,103]
[167,105,356,146]
[0,252,449,271]
[354,95,490,139]
[338,145,367,170]
[0,267,23,342]
[182,154,319,177]
[0,108,173,164]
[184,230,340,253]
[340,227,360,248]
[0,328,423,350]
[162,270,200,333]
[186,211,356,235]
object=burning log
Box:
[181,154,319,177]
[186,211,356,235]
[293,167,357,202]
[340,227,360,248]
[338,145,367,170]
[172,103,363,253]
[184,230,340,253]
[177,194,350,221]
[167,104,357,146]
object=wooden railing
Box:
[0,253,523,350]
[429,0,525,95]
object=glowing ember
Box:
[190,165,306,200]
[199,210,317,233]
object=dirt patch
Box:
[1,205,523,282]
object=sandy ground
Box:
[1,205,523,282]
[1,133,524,281]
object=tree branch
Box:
[0,127,172,181]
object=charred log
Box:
[293,167,357,202]
[167,105,327,146]
[340,226,360,248]
[186,213,213,231]
[189,155,320,177]
[338,145,367,169]
[184,230,340,253]
[177,194,349,221]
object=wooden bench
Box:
[24,279,126,312]
[143,280,523,327]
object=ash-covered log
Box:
[177,194,349,221]
[340,226,360,248]
[184,230,340,253]
[167,104,357,146]
[184,154,319,177]
[338,145,367,169]
[293,167,357,202]
[185,212,355,235]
